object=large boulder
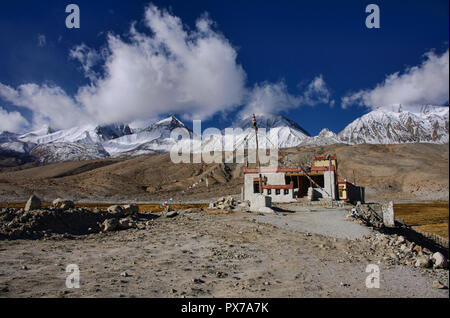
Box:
[122,204,139,215]
[415,256,432,268]
[52,198,75,210]
[101,218,119,232]
[118,218,136,230]
[432,252,448,269]
[166,211,178,218]
[107,205,124,217]
[24,195,41,212]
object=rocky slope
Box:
[338,105,449,144]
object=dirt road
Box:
[0,208,447,298]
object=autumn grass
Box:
[394,201,449,239]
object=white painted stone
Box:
[249,194,271,212]
[382,201,395,227]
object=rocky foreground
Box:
[0,195,448,298]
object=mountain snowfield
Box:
[0,105,448,163]
[201,114,311,152]
[338,105,449,144]
[103,116,193,157]
[298,128,343,147]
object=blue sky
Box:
[0,0,448,135]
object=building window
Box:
[275,189,280,195]
[253,181,261,193]
[267,189,271,195]
[338,186,344,199]
[284,189,289,195]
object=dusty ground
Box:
[0,143,448,298]
[0,207,448,298]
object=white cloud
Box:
[0,83,91,130]
[76,4,246,124]
[69,44,103,81]
[239,75,333,118]
[37,34,46,47]
[0,5,247,129]
[0,107,29,133]
[239,81,300,118]
[342,48,449,109]
[302,75,334,106]
[0,4,336,131]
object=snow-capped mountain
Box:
[298,128,343,147]
[201,114,311,152]
[103,116,193,156]
[18,125,56,141]
[30,142,110,164]
[1,106,448,164]
[0,131,20,143]
[18,123,132,144]
[235,114,311,148]
[338,105,449,144]
[6,123,132,163]
[0,123,132,162]
[0,131,35,155]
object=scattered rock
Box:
[101,218,119,232]
[52,198,75,210]
[166,211,178,218]
[209,196,244,211]
[414,256,432,268]
[352,203,384,228]
[24,195,41,212]
[389,253,399,262]
[120,271,129,277]
[192,278,205,284]
[423,248,432,255]
[216,272,228,278]
[118,218,135,230]
[432,252,448,269]
[122,204,139,215]
[432,280,447,289]
[107,205,124,217]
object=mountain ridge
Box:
[1,105,448,164]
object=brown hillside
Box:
[0,143,448,203]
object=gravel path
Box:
[255,206,371,240]
[0,210,447,298]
